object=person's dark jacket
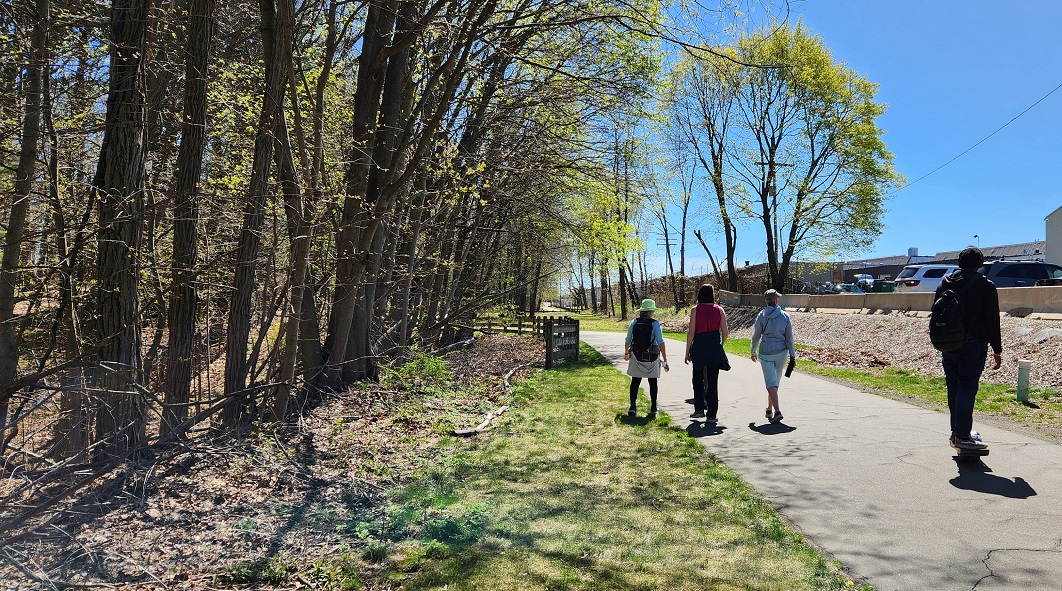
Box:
[935,269,1002,354]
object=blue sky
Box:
[680,0,1062,272]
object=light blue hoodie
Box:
[750,305,796,357]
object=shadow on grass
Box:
[747,421,797,435]
[403,480,716,591]
[615,413,657,426]
[547,342,614,373]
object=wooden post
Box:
[573,319,580,362]
[544,319,554,369]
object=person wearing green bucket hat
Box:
[623,299,669,417]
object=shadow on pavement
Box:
[747,421,797,435]
[949,459,1037,498]
[686,422,726,438]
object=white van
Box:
[893,264,960,293]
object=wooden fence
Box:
[543,318,580,369]
[470,315,580,368]
[473,314,577,338]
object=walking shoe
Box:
[648,408,657,418]
[705,417,718,425]
[769,412,783,424]
[765,408,773,421]
[690,410,706,418]
[628,407,637,417]
[950,434,987,450]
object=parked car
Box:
[979,260,1062,288]
[893,264,960,293]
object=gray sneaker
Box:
[690,410,706,418]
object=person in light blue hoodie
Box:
[750,289,796,423]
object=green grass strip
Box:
[396,344,867,590]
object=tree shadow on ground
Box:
[950,459,1037,498]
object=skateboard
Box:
[950,430,989,458]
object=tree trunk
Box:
[94,0,150,461]
[163,0,214,436]
[327,0,397,387]
[45,80,89,460]
[273,110,305,420]
[222,0,290,424]
[0,0,50,450]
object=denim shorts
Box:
[759,350,790,388]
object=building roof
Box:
[933,240,1046,262]
[841,255,920,270]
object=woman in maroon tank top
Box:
[684,284,730,423]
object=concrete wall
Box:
[719,287,1062,320]
[1048,206,1062,265]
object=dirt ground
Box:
[0,334,543,590]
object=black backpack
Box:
[929,276,978,352]
[630,318,660,362]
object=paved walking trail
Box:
[582,331,1062,591]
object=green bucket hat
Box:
[638,299,658,312]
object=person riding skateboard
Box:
[935,246,1002,452]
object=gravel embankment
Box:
[665,307,1062,390]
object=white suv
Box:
[894,264,960,293]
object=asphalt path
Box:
[581,331,1062,591]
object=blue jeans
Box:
[758,350,789,389]
[941,341,988,438]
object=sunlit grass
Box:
[397,344,868,590]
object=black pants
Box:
[629,377,658,410]
[692,361,720,418]
[941,340,987,438]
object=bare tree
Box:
[93,0,150,460]
[163,0,215,436]
[0,0,50,450]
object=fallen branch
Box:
[451,361,538,437]
[453,405,510,437]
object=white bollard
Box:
[1017,359,1033,404]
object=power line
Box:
[897,80,1062,193]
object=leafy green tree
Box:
[731,22,902,291]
